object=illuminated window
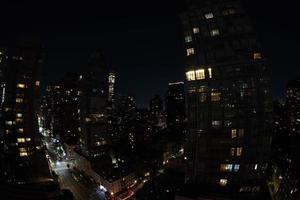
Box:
[16,118,23,123]
[16,113,23,118]
[85,118,91,122]
[211,92,221,101]
[195,69,205,80]
[5,121,13,125]
[5,129,11,134]
[205,12,214,19]
[238,129,244,137]
[25,138,31,142]
[35,81,40,86]
[223,9,235,16]
[187,48,195,56]
[231,129,237,138]
[16,98,23,103]
[208,68,212,78]
[253,53,262,60]
[193,27,200,34]
[220,164,233,172]
[19,148,28,157]
[17,138,25,143]
[234,164,240,172]
[185,35,192,43]
[237,147,243,156]
[212,120,221,128]
[231,147,235,156]
[17,83,25,88]
[17,128,24,133]
[219,179,227,186]
[210,29,220,37]
[254,164,258,170]
[186,71,195,81]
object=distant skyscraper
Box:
[181,0,273,192]
[108,72,115,102]
[286,79,300,135]
[166,82,186,130]
[79,52,109,158]
[0,41,49,183]
[41,84,62,140]
[149,95,163,129]
[272,79,300,200]
[59,73,80,145]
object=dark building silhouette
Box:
[181,0,273,194]
[59,73,80,145]
[0,42,52,183]
[79,52,109,158]
[149,95,165,131]
[166,82,186,131]
[41,84,62,141]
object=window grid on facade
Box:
[195,69,205,80]
[187,48,195,56]
[186,71,195,81]
[211,92,221,101]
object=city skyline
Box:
[0,0,299,106]
[0,1,299,200]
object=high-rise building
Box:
[149,95,164,130]
[79,52,109,158]
[108,72,116,102]
[59,73,80,145]
[181,0,273,192]
[41,84,62,140]
[166,82,186,131]
[41,74,80,146]
[0,41,51,183]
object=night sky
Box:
[1,0,299,107]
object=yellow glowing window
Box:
[16,113,23,118]
[253,53,262,60]
[17,83,25,88]
[16,98,23,103]
[220,164,233,172]
[35,81,40,86]
[19,148,28,157]
[193,27,200,34]
[231,129,237,138]
[187,48,195,56]
[17,138,25,143]
[186,71,195,81]
[17,128,24,133]
[231,147,235,156]
[26,138,31,142]
[211,92,221,101]
[237,147,243,156]
[208,68,212,78]
[219,179,227,186]
[239,129,244,137]
[195,69,205,80]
